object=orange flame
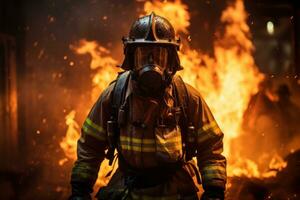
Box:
[179,0,264,157]
[60,40,120,187]
[143,0,267,177]
[143,0,190,34]
[70,39,120,101]
[59,110,80,161]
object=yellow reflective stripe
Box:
[121,144,181,153]
[120,138,181,150]
[197,121,222,144]
[120,136,155,144]
[202,121,217,131]
[131,192,180,200]
[201,165,226,180]
[198,121,221,135]
[120,136,181,145]
[120,144,181,153]
[82,125,106,141]
[201,165,226,173]
[120,135,182,153]
[85,118,104,133]
[202,173,226,180]
[121,144,156,152]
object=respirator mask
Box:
[133,45,172,96]
[121,13,182,95]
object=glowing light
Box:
[267,21,274,35]
[69,61,75,66]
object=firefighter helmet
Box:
[123,12,180,49]
[121,12,181,71]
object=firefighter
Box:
[70,13,226,200]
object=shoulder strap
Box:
[172,75,189,122]
[111,70,131,119]
[172,75,197,161]
[106,70,131,165]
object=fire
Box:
[143,0,190,34]
[70,39,120,101]
[60,0,285,183]
[59,110,115,187]
[179,0,264,156]
[59,110,80,161]
[145,0,267,176]
[60,40,120,187]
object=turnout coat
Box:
[70,74,227,200]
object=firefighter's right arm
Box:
[70,84,114,200]
[186,84,226,200]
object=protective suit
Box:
[70,13,226,200]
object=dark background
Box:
[1,0,300,199]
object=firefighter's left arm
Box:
[187,85,226,199]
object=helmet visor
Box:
[134,46,168,70]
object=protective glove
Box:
[201,186,225,200]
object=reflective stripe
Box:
[120,136,181,153]
[198,121,222,135]
[202,121,218,132]
[82,124,106,141]
[120,136,155,144]
[120,136,181,146]
[201,165,226,181]
[197,121,222,144]
[85,118,104,133]
[120,143,181,153]
[121,143,179,152]
[121,144,156,152]
[202,172,227,180]
[202,165,226,172]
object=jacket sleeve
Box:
[70,83,114,198]
[186,84,227,191]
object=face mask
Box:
[134,45,170,96]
